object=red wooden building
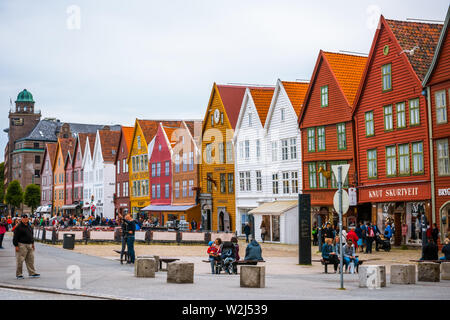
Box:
[353,15,443,245]
[423,8,450,244]
[114,126,134,218]
[299,51,367,228]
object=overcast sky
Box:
[1,0,448,160]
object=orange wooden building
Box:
[299,51,367,227]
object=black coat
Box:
[13,222,34,246]
[422,242,439,260]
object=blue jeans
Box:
[343,257,359,271]
[126,236,135,263]
[209,256,217,274]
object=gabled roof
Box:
[281,81,310,117]
[322,52,367,106]
[97,130,121,162]
[78,132,97,158]
[386,18,443,82]
[121,126,135,151]
[162,125,181,149]
[423,6,450,86]
[41,142,57,175]
[53,137,75,169]
[249,87,275,125]
[216,85,248,130]
[137,119,184,145]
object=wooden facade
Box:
[423,8,450,243]
[199,83,245,232]
[300,51,366,227]
[114,126,133,218]
[353,16,442,245]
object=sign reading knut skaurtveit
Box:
[359,183,431,203]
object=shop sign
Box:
[348,188,357,206]
[438,188,450,196]
[359,183,430,203]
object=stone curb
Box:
[0,283,135,300]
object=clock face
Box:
[214,109,220,123]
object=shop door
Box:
[271,215,280,242]
[262,215,271,241]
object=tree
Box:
[5,180,23,216]
[24,184,41,213]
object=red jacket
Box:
[347,230,359,248]
[207,245,219,257]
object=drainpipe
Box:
[425,86,436,226]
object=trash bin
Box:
[63,233,75,250]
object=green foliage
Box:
[5,180,23,209]
[24,184,41,212]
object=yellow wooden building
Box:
[128,119,185,219]
[199,83,248,232]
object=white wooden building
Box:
[234,80,309,244]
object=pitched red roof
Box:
[281,81,310,116]
[249,88,275,125]
[78,132,97,157]
[59,138,76,162]
[137,120,184,144]
[44,143,57,169]
[121,126,134,151]
[98,130,121,162]
[386,19,443,81]
[216,85,248,130]
[322,52,368,106]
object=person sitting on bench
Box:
[420,238,439,261]
[244,238,263,261]
[321,238,339,273]
[440,238,450,261]
[343,239,358,273]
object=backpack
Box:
[368,227,374,238]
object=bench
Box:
[113,249,129,264]
[202,259,265,274]
[410,259,449,264]
[160,258,180,271]
[314,258,364,273]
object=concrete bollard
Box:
[134,258,156,278]
[390,264,416,284]
[240,266,265,288]
[418,262,440,282]
[167,262,194,284]
[441,262,450,280]
[137,255,160,272]
[359,265,386,289]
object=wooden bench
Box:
[113,249,129,264]
[410,259,449,264]
[160,258,180,271]
[314,258,364,273]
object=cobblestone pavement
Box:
[1,234,449,300]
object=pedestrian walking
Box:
[365,222,375,254]
[13,214,40,279]
[243,222,251,243]
[0,217,7,249]
[432,223,439,244]
[191,219,197,231]
[260,221,267,243]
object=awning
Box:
[141,204,198,212]
[61,204,79,210]
[40,205,51,213]
[249,201,297,215]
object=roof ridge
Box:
[385,18,444,26]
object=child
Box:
[207,239,221,274]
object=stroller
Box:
[375,235,391,252]
[218,241,237,274]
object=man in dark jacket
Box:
[122,214,136,264]
[243,223,251,243]
[13,215,40,279]
[421,238,439,261]
[324,223,335,240]
[244,239,263,261]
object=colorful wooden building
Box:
[114,127,134,219]
[39,142,57,215]
[353,16,442,245]
[299,51,367,227]
[423,7,450,244]
[62,140,77,216]
[81,133,97,216]
[53,138,75,216]
[199,83,250,232]
[128,119,181,219]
